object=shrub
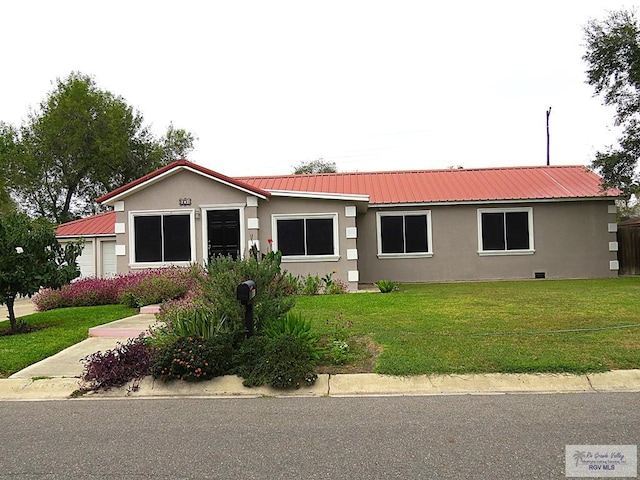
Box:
[161,305,232,340]
[324,278,349,294]
[151,334,237,382]
[33,265,205,311]
[262,312,320,359]
[78,335,154,392]
[31,288,65,311]
[203,252,295,332]
[234,334,318,389]
[118,267,199,308]
[301,274,322,295]
[375,280,399,293]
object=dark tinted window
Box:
[381,216,404,253]
[306,218,334,255]
[163,215,191,261]
[482,211,530,251]
[277,219,305,256]
[481,212,506,250]
[134,216,162,262]
[405,215,428,253]
[505,212,529,250]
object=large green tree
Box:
[0,125,16,215]
[584,9,640,196]
[1,72,195,223]
[0,212,82,332]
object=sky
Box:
[0,1,632,177]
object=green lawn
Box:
[293,278,640,375]
[0,305,136,377]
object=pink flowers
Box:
[32,266,204,311]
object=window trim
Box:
[271,212,340,262]
[376,210,433,259]
[476,207,535,256]
[128,209,196,268]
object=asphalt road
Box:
[0,393,638,479]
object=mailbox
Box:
[237,280,256,337]
[236,280,256,305]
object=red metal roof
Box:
[239,166,619,204]
[96,160,271,204]
[56,211,115,237]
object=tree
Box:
[0,212,82,332]
[0,124,16,215]
[584,9,640,196]
[293,158,337,174]
[1,72,196,223]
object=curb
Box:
[1,371,639,401]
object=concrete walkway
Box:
[1,309,640,400]
[0,296,38,321]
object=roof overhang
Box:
[370,195,621,208]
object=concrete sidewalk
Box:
[1,311,640,400]
[1,296,38,321]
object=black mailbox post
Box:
[236,280,256,337]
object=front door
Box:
[207,210,241,260]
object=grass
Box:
[0,305,136,377]
[293,278,640,375]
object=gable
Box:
[97,160,269,206]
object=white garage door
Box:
[77,242,95,278]
[101,241,117,277]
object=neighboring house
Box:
[56,211,117,279]
[58,160,621,289]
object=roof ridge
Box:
[238,164,588,179]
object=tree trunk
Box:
[6,295,17,331]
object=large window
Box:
[132,212,193,264]
[273,214,338,259]
[377,211,432,257]
[477,208,534,254]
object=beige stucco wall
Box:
[357,200,618,283]
[256,196,360,290]
[115,169,251,273]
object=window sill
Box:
[129,261,194,269]
[281,255,340,263]
[377,253,433,259]
[477,249,535,256]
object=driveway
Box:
[0,296,37,322]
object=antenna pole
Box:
[546,107,551,166]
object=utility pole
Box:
[546,107,551,166]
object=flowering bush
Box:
[78,335,154,392]
[33,265,205,311]
[151,334,237,382]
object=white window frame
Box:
[271,212,340,262]
[477,207,535,256]
[376,210,433,259]
[128,209,197,268]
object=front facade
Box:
[58,160,620,288]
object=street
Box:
[0,393,638,479]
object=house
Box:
[56,210,117,278]
[57,160,621,289]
